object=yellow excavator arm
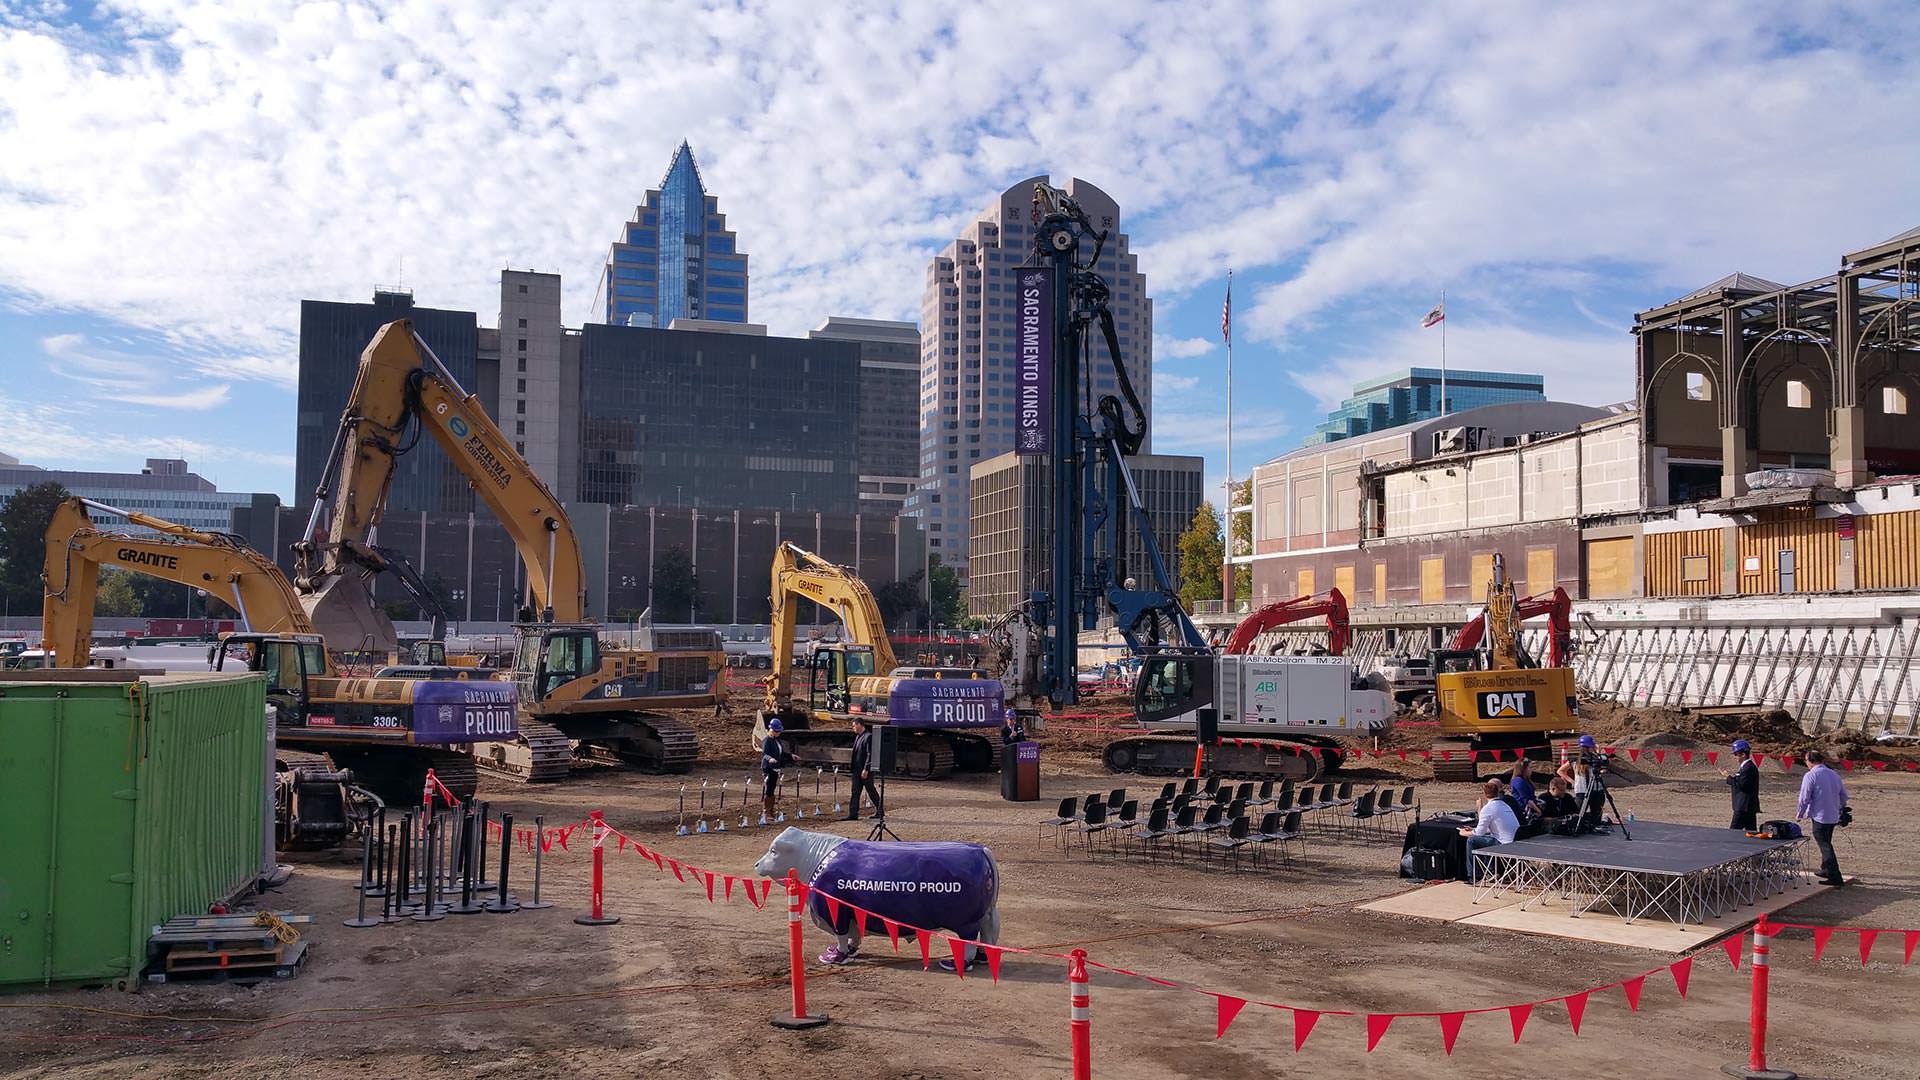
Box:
[41,498,316,668]
[296,320,587,648]
[765,541,897,712]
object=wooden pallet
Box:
[153,940,308,982]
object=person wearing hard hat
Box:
[761,718,793,818]
[1722,739,1761,831]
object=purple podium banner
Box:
[411,680,518,743]
[1015,265,1052,455]
[888,678,1005,730]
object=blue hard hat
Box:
[1577,735,1597,749]
[767,718,784,734]
[1732,739,1750,753]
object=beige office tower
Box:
[911,176,1153,582]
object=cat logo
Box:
[1478,690,1537,719]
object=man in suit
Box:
[1723,739,1761,831]
[846,719,884,821]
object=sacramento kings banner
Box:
[1015,265,1052,455]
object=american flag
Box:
[1221,272,1233,344]
[1422,300,1446,328]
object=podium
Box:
[1000,741,1040,802]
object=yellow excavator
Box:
[1431,554,1579,782]
[294,319,724,781]
[754,541,1004,780]
[39,497,514,805]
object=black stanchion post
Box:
[381,823,399,921]
[452,809,484,915]
[344,827,381,928]
[486,811,518,913]
[476,801,493,891]
[395,812,415,912]
[413,814,446,922]
[522,814,554,910]
[367,808,388,898]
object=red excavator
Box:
[1221,588,1351,656]
[1437,586,1572,670]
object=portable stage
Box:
[1469,821,1808,928]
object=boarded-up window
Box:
[1584,536,1635,599]
[1421,557,1446,604]
[1374,563,1388,605]
[1526,547,1556,596]
[1334,564,1355,601]
[1470,553,1496,602]
[1681,556,1710,582]
[1296,568,1314,597]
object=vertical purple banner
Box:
[1015,265,1052,455]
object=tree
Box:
[1176,501,1225,608]
[873,570,927,629]
[0,480,69,615]
[652,544,700,623]
[929,555,964,627]
[1230,479,1252,603]
[96,569,144,617]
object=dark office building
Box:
[577,323,861,514]
[296,291,480,513]
[809,317,921,513]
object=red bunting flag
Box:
[916,929,933,970]
[650,851,664,870]
[1903,931,1918,965]
[983,945,1003,984]
[1841,759,1854,771]
[1438,750,1452,762]
[1670,957,1693,998]
[1871,760,1888,771]
[1467,751,1479,763]
[1604,746,1617,756]
[616,834,628,852]
[1215,995,1247,1038]
[946,937,968,978]
[745,886,764,911]
[540,831,555,853]
[1397,749,1408,761]
[1753,753,1768,768]
[1652,750,1667,765]
[1813,927,1834,961]
[884,918,902,951]
[1564,991,1589,1035]
[1780,754,1796,771]
[1859,930,1879,966]
[723,875,735,901]
[1722,935,1744,970]
[1293,1009,1322,1052]
[702,872,715,903]
[1420,750,1432,761]
[823,895,841,926]
[1438,1011,1467,1055]
[1681,750,1694,765]
[853,907,868,937]
[667,859,684,882]
[1621,976,1645,1012]
[1626,748,1642,763]
[760,879,774,904]
[1365,1014,1395,1052]
[1508,1003,1533,1043]
[1706,751,1719,766]
[557,827,572,851]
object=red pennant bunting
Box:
[557,827,571,851]
[1438,1011,1466,1055]
[916,929,933,970]
[984,945,1003,984]
[667,859,684,882]
[1365,1014,1395,1053]
[1215,995,1247,1038]
[1604,745,1617,756]
[760,878,774,904]
[1706,751,1719,766]
[1870,760,1888,771]
[702,872,715,902]
[1626,748,1642,763]
[1670,957,1693,998]
[1859,930,1879,966]
[1564,992,1588,1035]
[1903,931,1918,965]
[1467,750,1479,763]
[1680,750,1694,765]
[884,918,902,951]
[1840,758,1854,771]
[540,831,554,853]
[1722,935,1744,970]
[1753,753,1768,768]
[853,907,868,937]
[1780,754,1796,771]
[946,937,967,977]
[616,834,628,852]
[650,851,664,870]
[823,895,841,927]
[1652,750,1667,765]
[1438,750,1451,762]
[1508,1003,1533,1043]
[1621,976,1645,1012]
[745,886,763,911]
[1813,927,1834,961]
[1293,1009,1321,1052]
[1396,749,1408,761]
[1420,750,1432,762]
[723,875,735,901]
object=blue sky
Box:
[3,1,1918,504]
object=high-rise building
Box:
[909,176,1153,579]
[0,457,273,535]
[809,317,921,513]
[297,290,479,513]
[966,451,1201,619]
[576,322,860,514]
[491,270,569,491]
[598,142,750,328]
[1303,368,1546,446]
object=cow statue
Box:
[755,827,1001,968]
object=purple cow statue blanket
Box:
[755,827,1001,964]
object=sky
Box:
[3,1,1918,504]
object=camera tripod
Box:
[865,766,899,842]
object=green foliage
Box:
[1231,479,1252,603]
[872,571,927,629]
[652,544,700,622]
[929,554,964,627]
[1177,500,1225,608]
[0,481,69,615]
[96,569,143,617]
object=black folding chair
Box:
[1130,804,1172,864]
[1254,780,1276,807]
[1168,803,1201,859]
[1072,800,1110,853]
[1344,789,1380,840]
[1180,777,1200,798]
[1038,796,1078,848]
[1158,781,1177,803]
[1106,787,1128,814]
[1208,815,1253,871]
[1108,799,1140,850]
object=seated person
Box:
[1538,776,1580,820]
[1458,778,1519,883]
[1508,759,1542,821]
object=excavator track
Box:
[473,719,576,784]
[319,745,479,805]
[778,729,960,781]
[1428,738,1481,783]
[1100,734,1328,782]
[576,713,701,774]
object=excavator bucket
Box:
[300,573,399,655]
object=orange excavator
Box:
[1220,588,1351,656]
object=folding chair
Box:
[1072,800,1109,853]
[1038,796,1078,848]
[1234,781,1256,807]
[1106,787,1128,814]
[1180,777,1200,799]
[1334,781,1356,807]
[1108,799,1139,851]
[1276,810,1307,863]
[1397,785,1418,818]
[1168,803,1201,860]
[1203,775,1222,797]
[1249,810,1285,868]
[1130,804,1173,864]
[1343,789,1380,840]
[1271,788,1295,815]
[1254,779,1276,807]
[1158,781,1177,804]
[1208,815,1253,871]
[1375,787,1396,817]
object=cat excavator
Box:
[1429,556,1578,782]
[754,541,1004,780]
[38,497,513,809]
[294,320,724,782]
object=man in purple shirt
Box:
[1796,750,1850,886]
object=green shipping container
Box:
[0,672,267,991]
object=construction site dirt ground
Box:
[4,718,1917,1079]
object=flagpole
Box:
[1223,270,1235,610]
[1439,287,1448,417]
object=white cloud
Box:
[1288,322,1631,412]
[1154,371,1199,395]
[0,393,292,469]
[1156,334,1214,360]
[101,383,232,410]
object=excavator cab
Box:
[513,625,600,701]
[805,644,876,712]
[215,633,328,722]
[1134,651,1213,724]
